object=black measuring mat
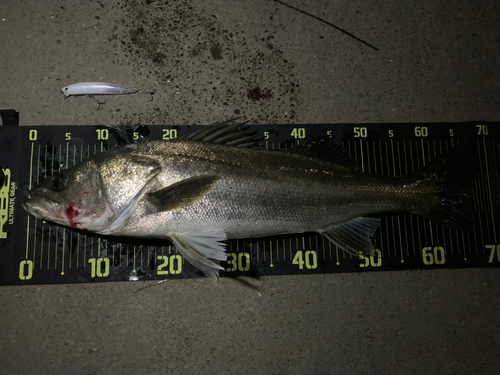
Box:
[0,122,498,285]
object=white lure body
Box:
[61,82,138,97]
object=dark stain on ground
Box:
[152,52,165,64]
[112,1,300,124]
[210,44,223,60]
[247,87,273,101]
[129,27,144,46]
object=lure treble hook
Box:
[137,89,156,102]
[87,95,106,110]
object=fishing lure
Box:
[61,82,155,109]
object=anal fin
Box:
[319,217,379,256]
[170,230,227,281]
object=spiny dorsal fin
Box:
[287,137,361,170]
[148,175,220,212]
[179,118,262,148]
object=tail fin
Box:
[415,142,477,231]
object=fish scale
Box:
[112,140,414,239]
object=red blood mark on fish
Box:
[83,191,89,195]
[65,203,80,228]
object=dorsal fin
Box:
[287,137,360,170]
[179,118,262,148]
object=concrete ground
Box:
[1,0,499,374]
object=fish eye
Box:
[50,173,67,192]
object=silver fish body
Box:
[22,123,473,280]
[108,141,423,238]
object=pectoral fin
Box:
[149,175,220,212]
[319,217,379,256]
[170,230,227,281]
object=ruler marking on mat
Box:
[0,122,499,285]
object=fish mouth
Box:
[22,200,47,219]
[22,192,62,220]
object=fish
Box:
[22,121,474,280]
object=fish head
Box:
[22,150,161,233]
[22,159,108,230]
